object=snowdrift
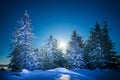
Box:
[0,68,120,80]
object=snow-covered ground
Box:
[0,68,120,80]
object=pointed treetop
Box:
[73,25,77,33]
[49,35,53,40]
[95,21,100,30]
[50,35,53,38]
[24,10,29,18]
[72,29,77,38]
[103,21,107,27]
[73,28,76,33]
[103,21,109,34]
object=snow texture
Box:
[1,68,120,80]
[9,10,37,71]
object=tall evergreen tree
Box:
[8,10,37,71]
[85,22,105,69]
[67,30,85,69]
[101,21,120,69]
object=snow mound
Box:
[48,68,93,80]
[56,74,70,80]
[48,68,80,75]
[0,68,120,80]
[20,69,30,74]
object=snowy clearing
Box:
[0,68,120,80]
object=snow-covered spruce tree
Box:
[39,35,64,70]
[33,48,44,70]
[84,42,94,69]
[67,30,85,69]
[101,21,120,69]
[8,10,37,71]
[85,22,106,69]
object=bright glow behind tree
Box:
[58,41,67,53]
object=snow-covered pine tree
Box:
[39,35,64,70]
[84,41,95,69]
[67,30,85,69]
[85,22,105,69]
[33,48,44,70]
[8,10,37,71]
[101,21,120,69]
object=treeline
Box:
[8,11,120,71]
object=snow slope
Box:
[0,68,120,80]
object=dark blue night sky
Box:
[0,0,120,64]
